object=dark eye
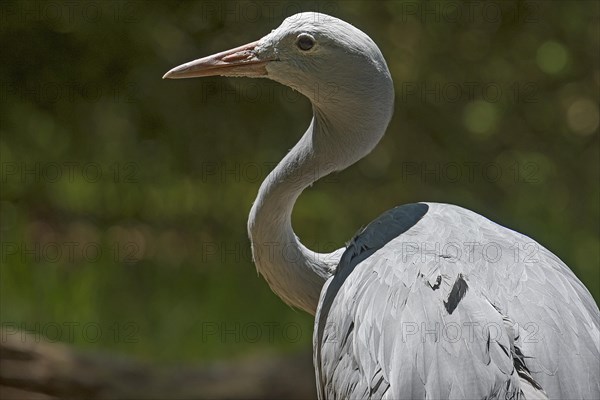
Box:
[296,33,315,51]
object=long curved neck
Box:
[248,74,394,315]
[248,113,339,315]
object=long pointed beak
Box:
[163,40,270,79]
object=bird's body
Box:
[316,202,599,399]
[165,12,600,399]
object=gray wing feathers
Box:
[314,203,600,399]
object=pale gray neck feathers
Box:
[247,81,393,314]
[247,115,338,315]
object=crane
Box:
[164,12,600,399]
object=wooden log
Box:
[0,329,316,399]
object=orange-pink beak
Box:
[163,40,271,79]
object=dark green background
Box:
[1,0,598,362]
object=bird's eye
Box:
[296,34,315,51]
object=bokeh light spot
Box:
[567,98,600,136]
[463,101,498,138]
[536,41,569,74]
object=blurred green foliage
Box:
[1,0,598,362]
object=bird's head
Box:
[164,12,394,112]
